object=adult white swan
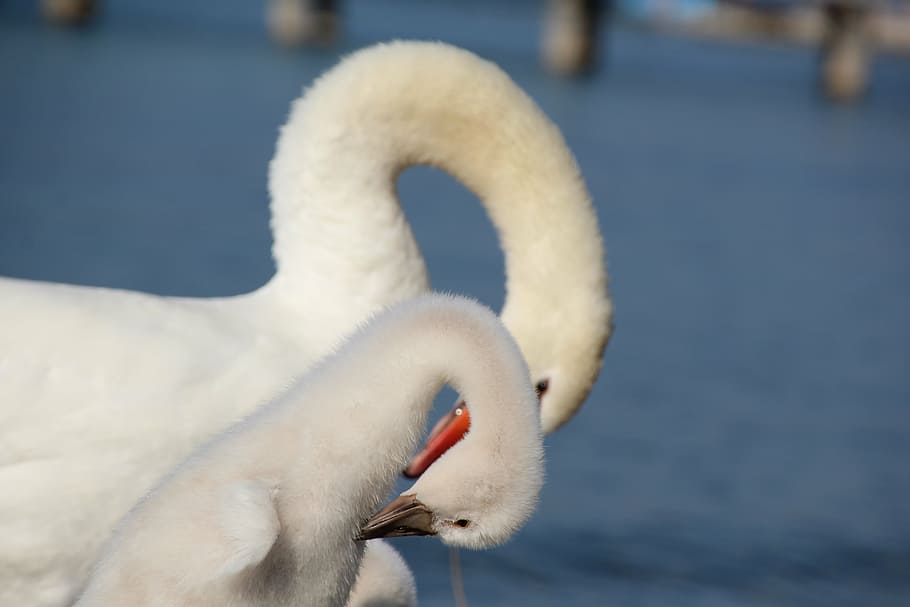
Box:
[74,295,545,607]
[0,41,611,606]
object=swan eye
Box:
[454,519,471,528]
[535,379,550,398]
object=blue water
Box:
[2,2,909,605]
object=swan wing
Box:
[218,480,281,576]
[0,277,298,605]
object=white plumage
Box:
[73,294,544,607]
[346,541,417,607]
[0,41,612,606]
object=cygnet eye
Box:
[535,379,550,398]
[454,519,471,528]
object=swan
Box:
[73,294,545,607]
[0,40,611,606]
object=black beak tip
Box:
[355,494,436,541]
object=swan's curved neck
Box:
[267,42,608,341]
[261,298,533,518]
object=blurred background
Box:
[1,0,909,605]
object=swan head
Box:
[359,439,543,549]
[360,369,544,549]
[506,297,613,434]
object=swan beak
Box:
[402,402,472,478]
[356,494,436,540]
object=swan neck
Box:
[269,300,530,506]
[267,42,608,331]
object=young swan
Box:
[74,294,544,607]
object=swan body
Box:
[0,41,611,606]
[73,295,544,607]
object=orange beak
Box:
[402,402,472,478]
